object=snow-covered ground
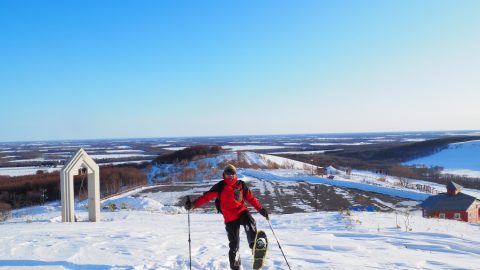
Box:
[0,166,60,176]
[311,142,372,146]
[163,147,187,151]
[268,150,342,155]
[405,140,480,178]
[89,153,155,159]
[222,145,287,151]
[2,149,480,269]
[2,194,480,270]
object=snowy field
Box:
[0,166,61,176]
[1,198,480,270]
[222,145,288,151]
[405,140,480,178]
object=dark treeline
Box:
[331,136,480,163]
[153,145,224,164]
[0,165,147,210]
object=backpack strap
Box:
[236,180,249,196]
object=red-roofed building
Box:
[420,181,480,223]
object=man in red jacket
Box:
[185,164,269,270]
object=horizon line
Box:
[1,129,480,144]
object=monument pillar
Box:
[60,148,100,222]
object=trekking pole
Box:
[187,196,192,270]
[267,219,292,270]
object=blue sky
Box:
[0,1,479,141]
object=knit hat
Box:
[223,164,237,175]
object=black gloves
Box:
[259,208,269,220]
[185,197,194,210]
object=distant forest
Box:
[152,145,224,164]
[0,165,147,213]
[331,135,480,163]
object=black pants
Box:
[225,210,257,270]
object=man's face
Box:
[224,172,236,181]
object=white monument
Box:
[60,148,100,222]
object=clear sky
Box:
[0,0,479,142]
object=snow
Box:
[228,141,263,144]
[0,150,34,153]
[240,152,267,166]
[311,142,372,146]
[402,138,427,142]
[151,144,171,147]
[8,157,48,162]
[405,140,480,176]
[313,137,355,140]
[222,145,287,151]
[257,153,314,171]
[39,145,88,149]
[163,147,187,151]
[2,197,480,269]
[43,152,73,155]
[269,150,342,155]
[368,139,396,142]
[104,161,150,166]
[89,153,155,159]
[105,150,145,153]
[441,169,480,178]
[0,166,60,176]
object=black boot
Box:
[229,249,241,270]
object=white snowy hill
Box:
[2,152,480,269]
[2,199,480,269]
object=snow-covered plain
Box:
[163,147,187,151]
[268,150,342,155]
[222,145,287,151]
[405,140,480,178]
[0,166,60,176]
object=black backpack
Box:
[213,180,248,214]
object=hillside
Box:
[2,197,480,269]
[2,151,480,269]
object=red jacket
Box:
[194,176,263,222]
